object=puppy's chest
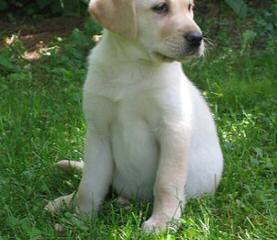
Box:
[110,96,160,180]
[88,61,168,102]
[109,93,160,134]
[93,77,155,103]
[86,94,160,176]
[84,69,162,129]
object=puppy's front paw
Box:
[44,193,74,214]
[142,215,169,233]
[44,200,59,214]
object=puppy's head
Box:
[137,0,205,61]
[89,0,204,62]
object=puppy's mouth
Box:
[154,52,177,62]
[154,48,203,62]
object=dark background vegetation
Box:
[0,0,276,55]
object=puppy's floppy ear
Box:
[89,0,137,39]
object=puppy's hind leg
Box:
[56,160,84,172]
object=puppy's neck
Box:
[100,30,167,64]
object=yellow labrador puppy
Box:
[46,0,224,233]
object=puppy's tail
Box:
[55,160,84,173]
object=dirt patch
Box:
[0,16,85,60]
[0,17,84,48]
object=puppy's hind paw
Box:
[55,160,84,172]
[117,196,130,206]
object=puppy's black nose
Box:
[185,32,203,47]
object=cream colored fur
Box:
[45,0,224,233]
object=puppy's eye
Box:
[152,2,169,14]
[188,3,194,11]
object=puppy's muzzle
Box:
[185,32,203,48]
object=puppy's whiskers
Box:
[202,36,214,57]
[203,36,214,49]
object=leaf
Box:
[0,0,8,11]
[28,227,42,239]
[36,0,52,9]
[6,216,19,227]
[62,0,80,16]
[0,55,18,72]
[225,0,248,19]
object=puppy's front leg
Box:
[76,130,113,215]
[45,130,113,216]
[143,122,189,232]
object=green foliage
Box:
[225,0,248,18]
[0,0,89,16]
[240,30,256,54]
[0,0,249,18]
[0,40,24,74]
[0,0,8,11]
[253,3,277,37]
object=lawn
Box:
[0,13,276,239]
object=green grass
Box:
[0,22,276,239]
